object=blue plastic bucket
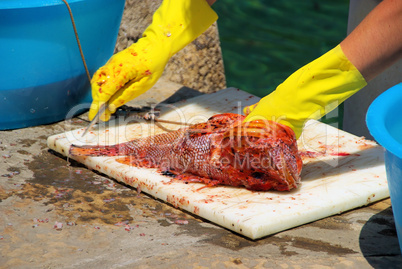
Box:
[0,0,125,130]
[367,82,402,253]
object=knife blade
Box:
[82,103,192,137]
[122,111,193,126]
[81,102,108,137]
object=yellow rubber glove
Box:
[89,0,218,121]
[243,45,367,139]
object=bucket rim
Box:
[0,0,86,10]
[366,82,402,159]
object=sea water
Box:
[214,0,350,127]
[214,0,350,96]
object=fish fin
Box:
[69,144,120,156]
[115,157,133,166]
[177,175,201,183]
[278,151,297,189]
[186,113,243,134]
[175,173,219,188]
[115,156,158,169]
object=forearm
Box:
[340,0,402,82]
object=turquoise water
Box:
[214,0,350,97]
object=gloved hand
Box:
[89,0,218,121]
[243,45,367,139]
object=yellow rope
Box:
[61,0,92,83]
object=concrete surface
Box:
[1,79,402,268]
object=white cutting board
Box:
[47,88,389,239]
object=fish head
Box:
[218,118,303,189]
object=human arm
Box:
[89,0,218,121]
[341,0,402,82]
[244,0,402,138]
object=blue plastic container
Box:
[0,0,125,130]
[366,82,402,253]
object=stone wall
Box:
[115,0,226,93]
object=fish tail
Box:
[69,144,122,157]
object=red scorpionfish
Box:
[69,113,302,191]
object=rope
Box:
[61,0,92,83]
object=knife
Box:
[119,110,193,127]
[81,102,192,137]
[81,102,108,137]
